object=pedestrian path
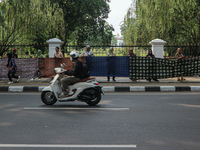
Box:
[0,76,200,92]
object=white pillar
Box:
[149,39,166,58]
[46,38,63,58]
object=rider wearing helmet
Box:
[59,51,83,98]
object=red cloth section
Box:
[0,58,38,78]
[0,57,86,78]
[39,57,85,78]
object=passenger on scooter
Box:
[59,51,83,98]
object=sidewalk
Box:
[0,76,200,92]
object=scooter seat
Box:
[68,77,95,85]
[79,77,95,82]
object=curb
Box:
[1,86,200,92]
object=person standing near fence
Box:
[25,51,32,58]
[5,53,20,84]
[81,45,95,57]
[175,48,186,81]
[127,48,136,57]
[31,50,44,81]
[107,48,116,82]
[54,47,63,58]
[127,48,137,81]
[146,49,158,82]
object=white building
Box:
[115,34,124,46]
[116,37,123,46]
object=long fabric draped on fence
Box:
[39,58,73,78]
[86,57,130,77]
[129,56,200,80]
[0,57,200,79]
[0,58,85,79]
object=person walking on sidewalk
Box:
[175,48,186,81]
[5,53,20,84]
[12,49,18,58]
[107,47,116,82]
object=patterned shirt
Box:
[81,50,95,57]
[175,53,184,59]
[54,52,63,58]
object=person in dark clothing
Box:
[127,48,137,81]
[146,49,155,58]
[59,51,83,98]
[146,49,158,82]
[13,49,18,58]
[5,53,20,84]
[107,48,116,82]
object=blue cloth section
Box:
[86,57,129,77]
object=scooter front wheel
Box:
[41,91,57,105]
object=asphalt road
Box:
[0,93,200,150]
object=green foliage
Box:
[0,0,64,55]
[123,0,200,56]
[0,0,113,56]
[50,0,113,44]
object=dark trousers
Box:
[107,65,115,77]
[107,66,115,81]
[8,70,18,81]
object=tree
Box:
[0,0,31,55]
[124,0,200,44]
[0,0,113,56]
[50,0,112,44]
[0,0,64,56]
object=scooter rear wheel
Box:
[86,90,101,106]
[41,91,57,105]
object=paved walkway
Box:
[0,76,200,92]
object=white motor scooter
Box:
[41,64,103,106]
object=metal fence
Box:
[0,44,200,58]
[164,45,200,59]
[0,44,49,58]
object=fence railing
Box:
[164,45,200,59]
[0,44,200,58]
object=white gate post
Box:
[149,39,166,58]
[46,38,63,58]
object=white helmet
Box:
[70,51,79,59]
